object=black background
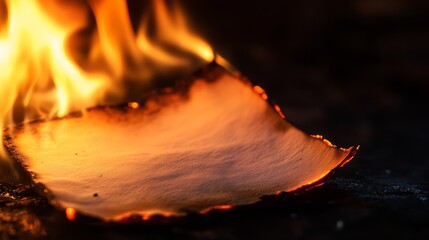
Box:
[182,1,429,239]
[181,0,429,186]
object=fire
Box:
[0,0,359,221]
[0,0,213,157]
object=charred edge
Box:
[3,161,75,220]
[4,63,242,130]
[284,145,359,195]
[199,205,233,215]
[2,128,63,208]
[203,60,289,121]
[3,61,264,130]
[2,129,33,184]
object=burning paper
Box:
[1,0,358,221]
[4,66,357,220]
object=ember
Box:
[65,208,76,221]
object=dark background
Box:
[183,0,429,182]
[1,0,429,239]
[181,1,429,239]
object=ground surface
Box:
[1,0,429,239]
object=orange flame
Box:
[0,0,213,157]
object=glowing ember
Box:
[200,205,233,214]
[65,208,76,221]
[4,67,357,220]
[253,86,268,100]
[128,102,140,109]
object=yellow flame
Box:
[0,0,213,157]
[151,0,213,62]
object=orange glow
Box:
[274,104,286,119]
[200,205,233,214]
[307,181,325,189]
[65,208,76,221]
[323,139,336,147]
[286,145,359,193]
[339,146,360,167]
[214,54,237,74]
[261,94,268,100]
[311,135,337,148]
[0,0,213,157]
[304,171,330,186]
[253,86,269,100]
[254,85,265,94]
[128,102,139,109]
[311,134,323,140]
[286,170,330,192]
